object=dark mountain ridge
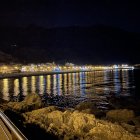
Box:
[0,51,18,63]
[0,25,139,64]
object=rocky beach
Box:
[1,93,140,140]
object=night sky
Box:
[0,0,140,64]
[0,0,140,32]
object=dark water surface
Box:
[0,69,139,102]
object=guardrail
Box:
[0,110,27,140]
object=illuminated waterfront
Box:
[0,69,135,102]
[0,63,134,74]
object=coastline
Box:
[0,68,134,79]
[0,70,91,79]
[0,69,139,139]
[2,94,140,140]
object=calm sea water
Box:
[0,69,139,101]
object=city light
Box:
[0,63,135,74]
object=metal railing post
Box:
[0,110,27,140]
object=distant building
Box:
[65,62,75,67]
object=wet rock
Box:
[75,102,95,112]
[81,109,93,114]
[63,110,73,124]
[75,101,106,119]
[127,120,136,126]
[121,123,136,133]
[47,110,64,127]
[106,109,135,122]
[0,98,9,111]
[88,122,139,140]
[0,98,8,104]
[7,94,43,112]
[68,111,96,133]
[136,127,140,135]
[108,97,122,109]
[24,94,42,105]
[23,107,139,140]
[0,103,8,111]
[132,116,140,127]
[75,102,96,111]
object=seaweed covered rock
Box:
[23,107,140,140]
[7,94,43,112]
[24,94,42,105]
[70,111,96,135]
[47,110,64,127]
[133,116,140,127]
[75,102,96,111]
[106,109,135,122]
[88,120,139,140]
[75,101,106,118]
[0,98,8,111]
[121,123,136,134]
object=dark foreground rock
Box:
[75,101,106,118]
[106,109,135,122]
[0,98,8,111]
[22,107,140,140]
[7,93,44,112]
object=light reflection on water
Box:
[14,79,20,96]
[31,76,36,93]
[39,76,45,95]
[22,77,28,96]
[46,75,51,95]
[0,70,135,101]
[2,79,9,100]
